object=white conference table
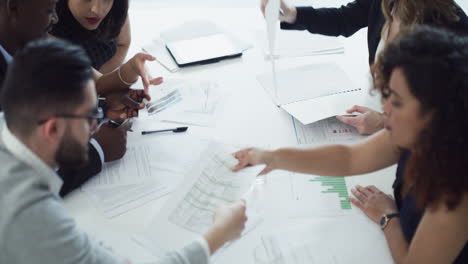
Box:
[64,5,397,264]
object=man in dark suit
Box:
[0,0,141,196]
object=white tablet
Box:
[166,33,242,67]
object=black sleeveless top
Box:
[394,151,468,263]
[50,6,117,70]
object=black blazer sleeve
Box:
[58,142,102,197]
[0,53,7,110]
[280,0,385,64]
[280,0,373,37]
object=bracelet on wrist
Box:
[117,66,137,86]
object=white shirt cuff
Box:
[197,237,211,261]
[89,138,105,165]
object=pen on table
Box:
[141,127,188,135]
[108,119,134,132]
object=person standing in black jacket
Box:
[261,0,468,135]
[0,0,154,196]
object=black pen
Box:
[141,127,188,135]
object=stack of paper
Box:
[82,136,209,218]
[144,79,226,127]
[136,142,264,255]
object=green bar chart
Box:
[309,177,352,210]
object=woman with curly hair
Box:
[232,26,468,263]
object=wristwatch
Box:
[380,213,399,230]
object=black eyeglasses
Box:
[37,107,104,125]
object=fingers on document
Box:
[231,149,252,171]
[367,185,381,194]
[349,196,363,209]
[346,105,369,114]
[351,186,367,203]
[336,115,359,126]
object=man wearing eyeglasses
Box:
[0,38,250,264]
[0,0,147,197]
[0,39,122,262]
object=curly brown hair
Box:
[372,25,468,210]
[381,0,460,40]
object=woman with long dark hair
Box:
[51,0,130,73]
[50,0,163,120]
[232,26,468,263]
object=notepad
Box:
[257,63,371,125]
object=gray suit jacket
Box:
[0,121,209,264]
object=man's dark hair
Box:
[56,0,129,40]
[1,38,93,136]
[372,25,468,210]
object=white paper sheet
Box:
[257,63,358,106]
[281,87,367,125]
[82,136,210,218]
[292,117,365,144]
[255,216,393,264]
[83,137,203,190]
[83,145,155,189]
[138,142,264,252]
[144,79,225,127]
[284,172,357,218]
[84,181,171,218]
[167,143,259,233]
[263,30,344,59]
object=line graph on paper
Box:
[168,144,255,233]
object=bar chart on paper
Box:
[309,176,352,210]
[286,173,354,217]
